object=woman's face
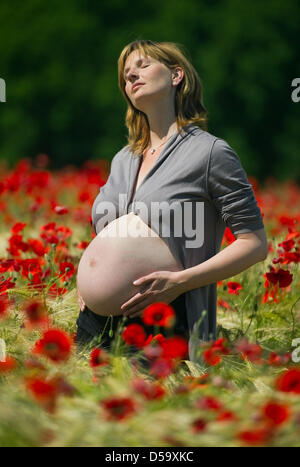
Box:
[124,49,177,109]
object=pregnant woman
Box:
[76,39,268,362]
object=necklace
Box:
[147,131,177,155]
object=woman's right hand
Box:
[77,288,86,312]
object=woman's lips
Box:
[132,83,144,92]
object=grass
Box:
[0,163,299,446]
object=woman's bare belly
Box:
[76,212,182,316]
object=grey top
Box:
[91,124,265,362]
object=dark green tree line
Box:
[0,0,299,182]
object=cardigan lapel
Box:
[125,125,196,213]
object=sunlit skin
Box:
[124,49,184,145]
[78,49,269,319]
[76,213,183,317]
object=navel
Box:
[89,258,97,268]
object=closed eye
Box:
[124,64,150,81]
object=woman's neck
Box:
[148,121,178,148]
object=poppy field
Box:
[0,155,300,447]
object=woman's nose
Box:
[127,70,139,82]
[128,76,138,84]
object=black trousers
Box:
[75,292,189,351]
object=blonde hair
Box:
[118,39,208,156]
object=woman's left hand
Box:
[120,270,185,318]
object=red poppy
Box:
[28,170,50,189]
[76,241,90,250]
[266,268,293,288]
[28,238,48,257]
[23,300,49,329]
[268,351,291,366]
[203,348,222,366]
[40,222,72,246]
[275,368,300,393]
[0,258,21,273]
[144,333,166,347]
[143,341,163,360]
[160,336,188,360]
[237,426,274,446]
[56,225,72,240]
[285,229,299,241]
[211,337,230,355]
[54,205,69,215]
[0,295,10,320]
[26,376,57,413]
[122,324,147,348]
[282,251,300,264]
[262,401,290,426]
[21,258,43,280]
[149,357,174,378]
[57,261,75,280]
[101,396,136,421]
[41,222,56,231]
[278,239,295,251]
[0,355,17,372]
[235,338,263,363]
[89,348,110,368]
[262,274,280,304]
[217,298,230,310]
[32,328,72,362]
[11,222,26,234]
[216,410,238,422]
[227,281,242,295]
[78,191,91,203]
[191,418,207,433]
[202,337,230,366]
[278,215,297,227]
[132,378,166,400]
[195,395,223,411]
[7,233,29,256]
[142,302,175,328]
[48,283,68,298]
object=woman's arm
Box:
[176,228,268,293]
[121,227,268,317]
[178,137,268,292]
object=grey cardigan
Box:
[91,125,265,362]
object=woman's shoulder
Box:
[186,125,230,148]
[191,128,243,163]
[108,145,132,169]
[182,126,237,164]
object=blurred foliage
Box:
[0,0,299,181]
